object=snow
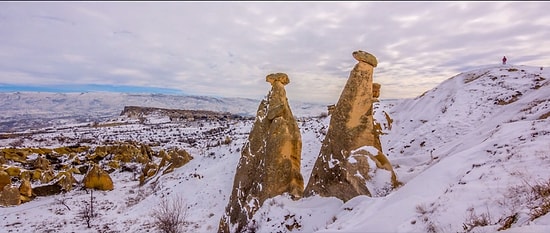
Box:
[351,146,380,157]
[1,64,549,232]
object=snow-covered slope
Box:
[1,64,549,233]
[251,64,550,232]
[322,64,550,232]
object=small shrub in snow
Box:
[497,213,518,231]
[222,136,232,145]
[531,200,550,220]
[415,204,429,215]
[530,179,550,199]
[77,190,97,228]
[462,207,491,232]
[426,221,437,233]
[528,178,550,220]
[54,195,71,211]
[151,194,189,233]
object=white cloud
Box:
[109,68,149,79]
[0,2,549,104]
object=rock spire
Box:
[218,73,303,233]
[304,50,399,202]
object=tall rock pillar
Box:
[304,50,399,202]
[218,73,303,233]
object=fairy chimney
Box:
[304,50,399,202]
[218,73,303,233]
[83,164,114,191]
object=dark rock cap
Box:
[266,73,290,85]
[352,50,378,67]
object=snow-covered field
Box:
[1,64,549,233]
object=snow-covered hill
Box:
[321,64,550,232]
[238,64,550,233]
[1,64,549,233]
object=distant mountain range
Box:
[0,84,184,95]
[0,92,328,132]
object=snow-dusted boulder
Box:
[161,148,193,175]
[54,170,78,191]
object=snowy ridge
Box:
[321,64,550,232]
[1,64,549,232]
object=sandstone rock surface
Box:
[162,148,193,175]
[83,164,114,191]
[0,170,10,190]
[54,170,78,192]
[33,156,51,170]
[19,178,32,203]
[0,185,21,206]
[218,73,303,233]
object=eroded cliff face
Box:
[219,73,303,233]
[304,50,399,202]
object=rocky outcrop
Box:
[19,178,32,203]
[373,83,381,101]
[91,143,152,164]
[32,183,63,197]
[161,148,193,175]
[304,50,399,202]
[138,148,194,185]
[0,185,21,206]
[40,169,55,184]
[327,104,336,115]
[33,156,51,170]
[139,162,159,185]
[54,171,78,192]
[0,143,194,206]
[0,170,10,190]
[120,106,243,122]
[218,73,303,233]
[83,164,114,191]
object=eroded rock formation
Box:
[83,164,114,191]
[0,141,195,207]
[0,170,10,190]
[218,73,303,233]
[19,177,32,203]
[120,106,242,122]
[0,185,20,206]
[304,50,399,202]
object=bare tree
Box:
[55,195,71,211]
[151,194,188,233]
[77,189,95,228]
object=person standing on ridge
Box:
[502,56,507,65]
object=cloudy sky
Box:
[1,2,549,104]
